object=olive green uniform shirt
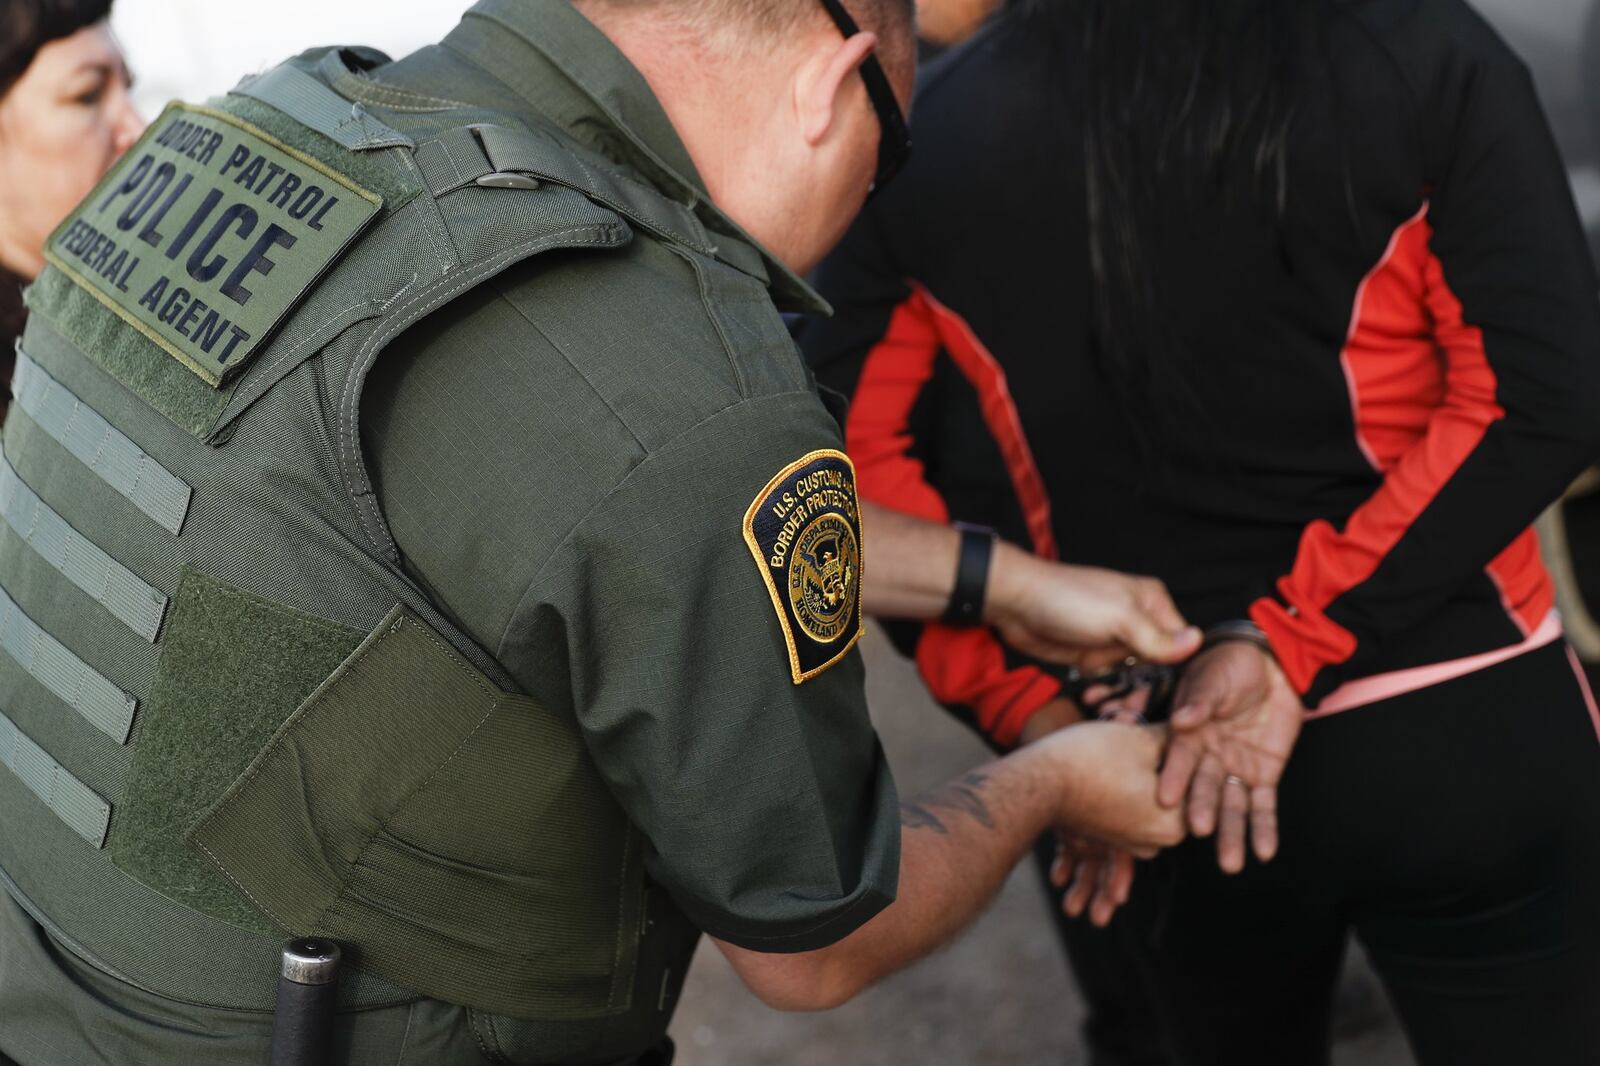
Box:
[361,0,900,956]
[0,4,898,1065]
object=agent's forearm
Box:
[858,500,961,620]
[715,740,1064,1010]
[859,501,1033,624]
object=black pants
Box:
[1031,837,1170,1066]
[1119,640,1600,1066]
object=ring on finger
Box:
[1224,775,1249,790]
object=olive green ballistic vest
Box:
[0,46,743,1051]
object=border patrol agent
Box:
[0,1,1192,1063]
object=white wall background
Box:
[111,1,465,117]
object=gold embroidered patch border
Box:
[742,449,865,684]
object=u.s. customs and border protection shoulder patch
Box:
[43,101,383,389]
[744,450,865,684]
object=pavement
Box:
[668,625,1416,1066]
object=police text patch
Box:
[744,450,864,684]
[44,102,383,388]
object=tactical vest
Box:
[0,47,749,1056]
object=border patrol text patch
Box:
[44,102,383,388]
[744,450,864,684]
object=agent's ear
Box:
[794,30,879,146]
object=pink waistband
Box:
[1309,609,1564,719]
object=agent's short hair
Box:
[721,0,914,37]
[0,0,113,96]
[599,0,916,59]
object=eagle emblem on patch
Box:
[744,450,864,684]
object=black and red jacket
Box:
[802,0,1600,747]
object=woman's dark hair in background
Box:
[0,0,112,95]
[1037,0,1338,459]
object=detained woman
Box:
[802,0,1600,1062]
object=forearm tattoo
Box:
[900,772,995,835]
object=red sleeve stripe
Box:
[914,625,1063,748]
[846,289,1062,744]
[913,284,1059,560]
[1486,529,1553,639]
[844,295,949,522]
[1252,202,1550,694]
[1337,203,1438,472]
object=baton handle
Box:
[270,938,342,1066]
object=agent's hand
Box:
[1051,833,1137,927]
[1017,699,1136,925]
[1157,642,1303,873]
[1044,684,1156,925]
[1040,720,1186,858]
[987,546,1202,672]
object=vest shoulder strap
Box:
[233,48,717,263]
[412,124,717,258]
[220,53,671,561]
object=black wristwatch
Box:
[942,524,996,627]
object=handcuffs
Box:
[1059,660,1179,723]
[934,527,1277,722]
[1057,620,1276,722]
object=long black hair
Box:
[1034,0,1338,459]
[0,0,113,97]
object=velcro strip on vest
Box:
[0,454,169,643]
[111,568,364,937]
[0,584,138,745]
[12,347,193,535]
[0,710,112,847]
[190,604,646,1020]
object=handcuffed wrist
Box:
[1201,619,1275,659]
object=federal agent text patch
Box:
[744,450,864,684]
[44,102,383,388]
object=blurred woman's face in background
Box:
[916,0,1003,48]
[0,20,142,279]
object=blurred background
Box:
[111,0,458,116]
[103,2,1600,1062]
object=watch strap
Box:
[942,526,996,627]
